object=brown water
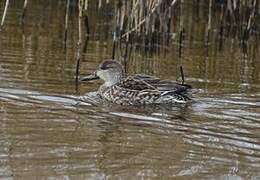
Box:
[0,1,260,179]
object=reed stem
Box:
[206,0,212,45]
[179,0,184,58]
[0,0,10,30]
[21,0,28,24]
[63,0,70,47]
[76,0,84,84]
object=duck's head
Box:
[80,60,124,86]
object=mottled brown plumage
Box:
[81,60,192,105]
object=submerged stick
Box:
[82,0,90,52]
[112,32,116,59]
[180,66,185,84]
[112,1,120,60]
[219,2,224,50]
[21,0,28,24]
[75,0,84,86]
[123,37,129,74]
[0,0,10,30]
[83,0,89,35]
[63,0,70,47]
[84,14,90,35]
[206,0,212,45]
[177,0,185,82]
[179,0,184,58]
[83,11,90,52]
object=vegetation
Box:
[0,0,259,80]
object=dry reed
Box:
[0,0,10,30]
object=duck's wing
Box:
[132,74,161,83]
[119,75,158,91]
[133,74,191,94]
[152,80,191,94]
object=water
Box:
[0,1,260,179]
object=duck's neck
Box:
[99,72,123,94]
[103,71,124,87]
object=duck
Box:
[80,60,192,106]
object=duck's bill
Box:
[79,73,99,81]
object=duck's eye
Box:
[99,64,108,70]
[100,66,106,70]
[100,65,114,70]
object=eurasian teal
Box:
[80,60,192,105]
